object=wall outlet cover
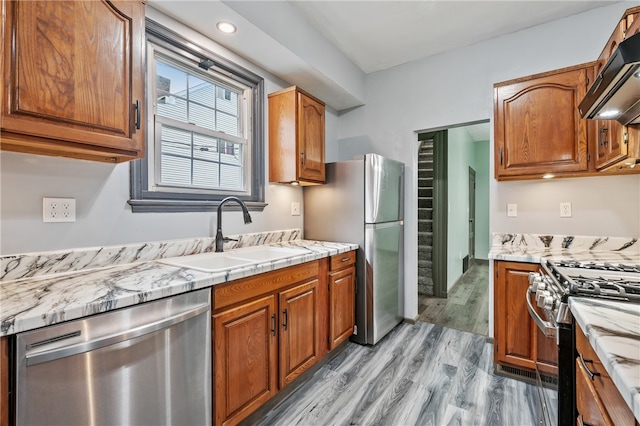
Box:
[507,203,517,217]
[43,197,76,223]
[560,202,572,218]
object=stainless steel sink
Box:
[158,246,307,272]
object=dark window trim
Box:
[129,18,266,213]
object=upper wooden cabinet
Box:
[494,63,593,180]
[590,6,640,171]
[268,86,325,185]
[1,0,145,163]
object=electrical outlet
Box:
[43,197,76,223]
[560,202,572,218]
[507,203,517,217]
[291,201,300,216]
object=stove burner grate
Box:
[553,260,640,273]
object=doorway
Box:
[416,121,490,337]
[467,167,476,272]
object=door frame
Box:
[468,166,476,268]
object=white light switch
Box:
[507,203,517,217]
[291,201,300,216]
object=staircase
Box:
[418,140,434,296]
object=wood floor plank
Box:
[418,262,490,336]
[250,322,554,426]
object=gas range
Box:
[528,259,640,328]
[526,257,640,426]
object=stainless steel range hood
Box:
[579,31,640,125]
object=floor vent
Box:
[495,364,558,388]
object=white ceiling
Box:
[290,1,619,74]
[148,0,623,137]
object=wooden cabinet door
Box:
[213,295,277,426]
[328,266,355,350]
[279,279,319,388]
[1,0,145,162]
[297,92,325,182]
[494,261,537,370]
[268,86,325,184]
[0,337,8,426]
[594,120,628,169]
[494,64,591,179]
[494,261,558,374]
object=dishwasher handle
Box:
[26,302,210,366]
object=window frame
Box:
[129,19,266,213]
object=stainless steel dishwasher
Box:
[15,288,211,426]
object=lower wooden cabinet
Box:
[212,252,356,426]
[0,336,9,426]
[278,279,319,388]
[213,295,278,426]
[493,261,558,375]
[575,324,637,426]
[328,252,356,350]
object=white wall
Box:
[335,2,640,321]
[0,8,340,255]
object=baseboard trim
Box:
[403,316,419,325]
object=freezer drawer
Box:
[358,221,403,345]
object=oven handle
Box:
[526,288,557,338]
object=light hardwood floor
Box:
[418,261,490,336]
[251,321,556,426]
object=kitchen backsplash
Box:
[0,229,302,281]
[492,233,639,253]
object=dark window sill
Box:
[128,199,268,213]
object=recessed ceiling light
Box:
[216,21,236,34]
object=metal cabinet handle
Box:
[271,314,276,336]
[499,147,503,165]
[26,303,210,366]
[525,288,557,338]
[134,99,141,130]
[301,152,305,166]
[341,257,351,263]
[579,354,600,381]
[282,309,288,330]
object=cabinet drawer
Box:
[330,251,356,271]
[213,261,319,310]
[575,326,636,425]
[576,358,611,426]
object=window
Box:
[129,20,265,212]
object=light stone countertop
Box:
[0,231,357,337]
[489,233,640,422]
[569,297,640,423]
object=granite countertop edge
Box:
[0,240,358,337]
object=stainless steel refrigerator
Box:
[304,153,404,345]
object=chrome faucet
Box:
[215,196,252,252]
